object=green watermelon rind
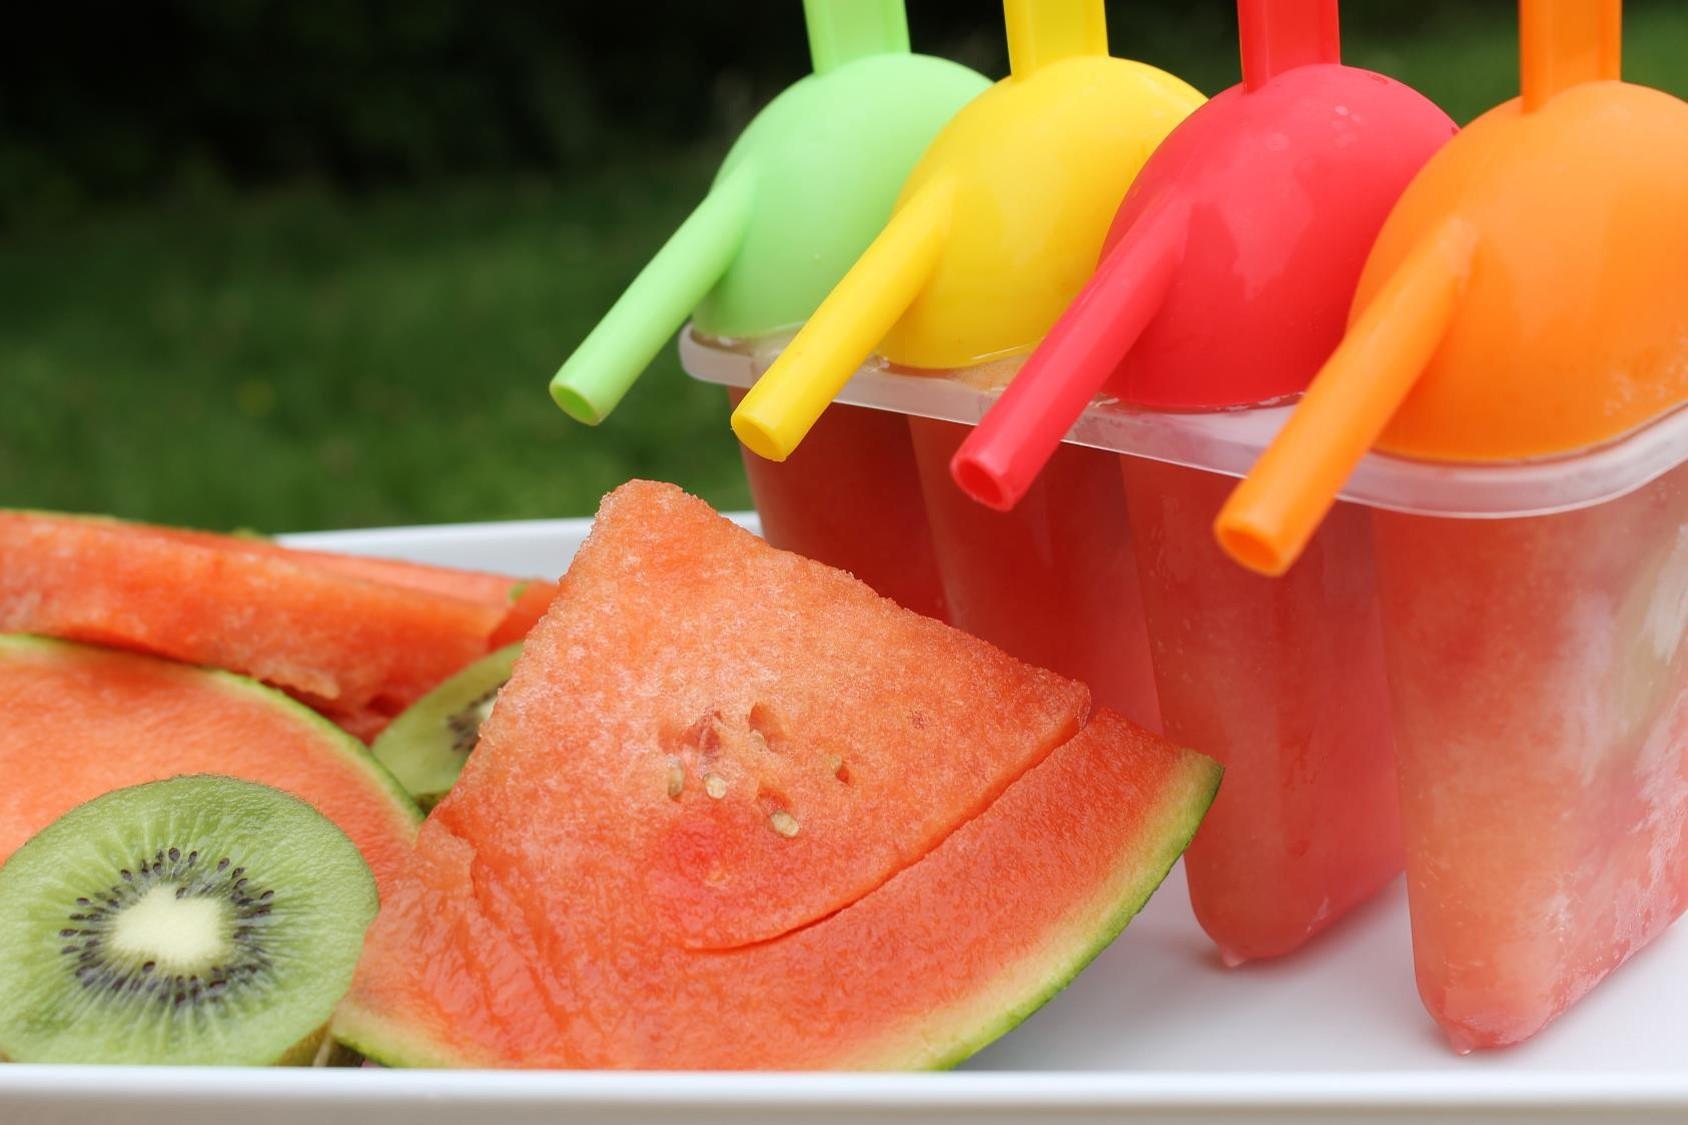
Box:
[922,755,1220,1071]
[331,753,1221,1071]
[0,634,425,839]
[333,1003,493,1070]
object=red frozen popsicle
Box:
[951,0,1455,962]
[1215,0,1688,1045]
[728,389,946,620]
[911,417,1159,729]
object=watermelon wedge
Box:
[284,549,557,647]
[334,481,1219,1068]
[0,511,555,725]
[0,636,421,900]
[441,479,1090,950]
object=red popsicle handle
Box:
[1238,0,1341,92]
[950,207,1186,512]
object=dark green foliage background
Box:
[1,1,1683,530]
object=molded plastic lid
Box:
[948,0,1458,512]
[548,0,987,425]
[1218,0,1688,574]
[684,330,1688,523]
[728,0,1204,462]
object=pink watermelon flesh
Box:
[437,480,1091,949]
[339,708,1218,1068]
[335,481,1218,1068]
[0,511,533,716]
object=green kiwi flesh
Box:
[371,644,520,809]
[0,775,377,1065]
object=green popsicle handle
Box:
[804,0,910,73]
[550,163,757,425]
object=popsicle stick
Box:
[731,179,955,462]
[803,0,909,73]
[1238,0,1341,91]
[1521,0,1622,112]
[1003,0,1108,78]
[550,165,757,425]
[951,206,1187,512]
[1215,218,1479,576]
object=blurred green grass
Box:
[0,155,742,531]
[2,2,1684,532]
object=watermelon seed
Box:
[665,758,685,800]
[747,703,787,752]
[703,773,728,800]
[769,811,800,838]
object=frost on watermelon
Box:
[0,511,556,734]
[334,481,1220,1069]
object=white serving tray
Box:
[6,516,1687,1124]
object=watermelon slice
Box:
[269,551,555,739]
[283,549,557,647]
[439,479,1090,950]
[334,481,1219,1068]
[0,511,555,722]
[486,579,557,648]
[0,636,421,900]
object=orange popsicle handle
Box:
[1216,218,1479,576]
[1238,0,1341,91]
[1521,0,1622,112]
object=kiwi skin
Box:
[372,644,520,809]
[0,1036,350,1066]
[0,1042,352,1065]
[0,775,378,1067]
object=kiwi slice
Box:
[372,643,520,809]
[0,775,377,1065]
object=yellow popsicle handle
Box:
[1215,218,1479,577]
[1521,0,1622,112]
[730,179,954,462]
[1003,0,1108,78]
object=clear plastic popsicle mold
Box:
[1210,0,1688,1049]
[1121,459,1399,964]
[706,0,1439,962]
[682,0,1688,1012]
[906,417,1163,731]
[1374,462,1688,1052]
[723,384,949,621]
[684,330,1688,523]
